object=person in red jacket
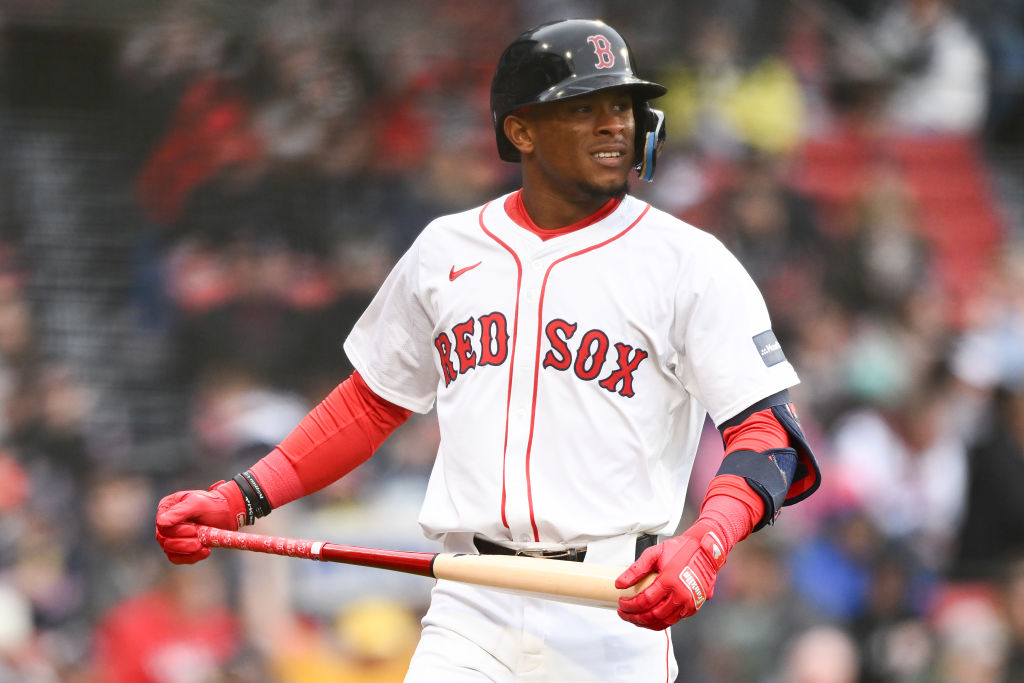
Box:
[92,563,242,683]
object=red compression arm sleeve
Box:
[248,371,412,509]
[697,475,764,547]
[700,407,793,539]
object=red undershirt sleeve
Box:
[721,407,790,454]
[248,370,413,509]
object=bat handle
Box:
[619,572,658,599]
[197,525,325,560]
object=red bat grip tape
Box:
[198,525,323,559]
[196,525,437,577]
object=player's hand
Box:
[615,521,728,630]
[154,482,245,564]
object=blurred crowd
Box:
[0,0,1023,681]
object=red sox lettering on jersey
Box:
[434,313,649,398]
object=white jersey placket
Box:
[499,248,552,544]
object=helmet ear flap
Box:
[634,106,666,182]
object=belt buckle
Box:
[516,547,584,561]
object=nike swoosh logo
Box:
[449,261,482,281]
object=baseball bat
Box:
[197,525,656,609]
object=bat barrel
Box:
[431,553,655,609]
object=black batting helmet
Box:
[490,19,668,181]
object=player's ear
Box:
[503,114,535,157]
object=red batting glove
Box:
[615,520,728,630]
[154,481,246,564]
[616,474,765,630]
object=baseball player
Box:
[156,19,820,682]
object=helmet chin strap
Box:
[635,108,665,183]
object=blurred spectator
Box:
[969,0,1024,147]
[294,239,396,399]
[950,381,1024,581]
[400,122,510,244]
[823,157,933,321]
[788,511,887,622]
[774,625,861,683]
[117,4,243,164]
[657,12,806,160]
[0,448,27,512]
[675,535,821,682]
[8,512,88,675]
[782,297,858,428]
[848,548,935,682]
[869,0,990,134]
[929,586,1010,682]
[827,373,967,568]
[91,560,245,683]
[189,365,310,474]
[0,580,59,681]
[777,1,835,137]
[707,150,830,343]
[250,6,368,175]
[172,235,312,391]
[135,75,265,228]
[81,473,163,620]
[0,271,37,441]
[833,287,951,422]
[951,246,1024,394]
[1003,560,1024,680]
[133,38,265,227]
[266,598,420,683]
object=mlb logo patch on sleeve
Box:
[753,330,786,367]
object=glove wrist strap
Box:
[232,470,272,526]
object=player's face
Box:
[526,88,636,202]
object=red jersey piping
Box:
[664,630,672,681]
[478,201,522,529]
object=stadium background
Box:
[0,0,1023,680]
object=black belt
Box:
[474,533,658,563]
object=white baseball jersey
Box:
[344,191,799,548]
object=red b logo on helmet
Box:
[587,35,616,69]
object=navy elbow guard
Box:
[717,447,797,530]
[769,401,821,505]
[717,392,821,530]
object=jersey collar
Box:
[503,190,623,241]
